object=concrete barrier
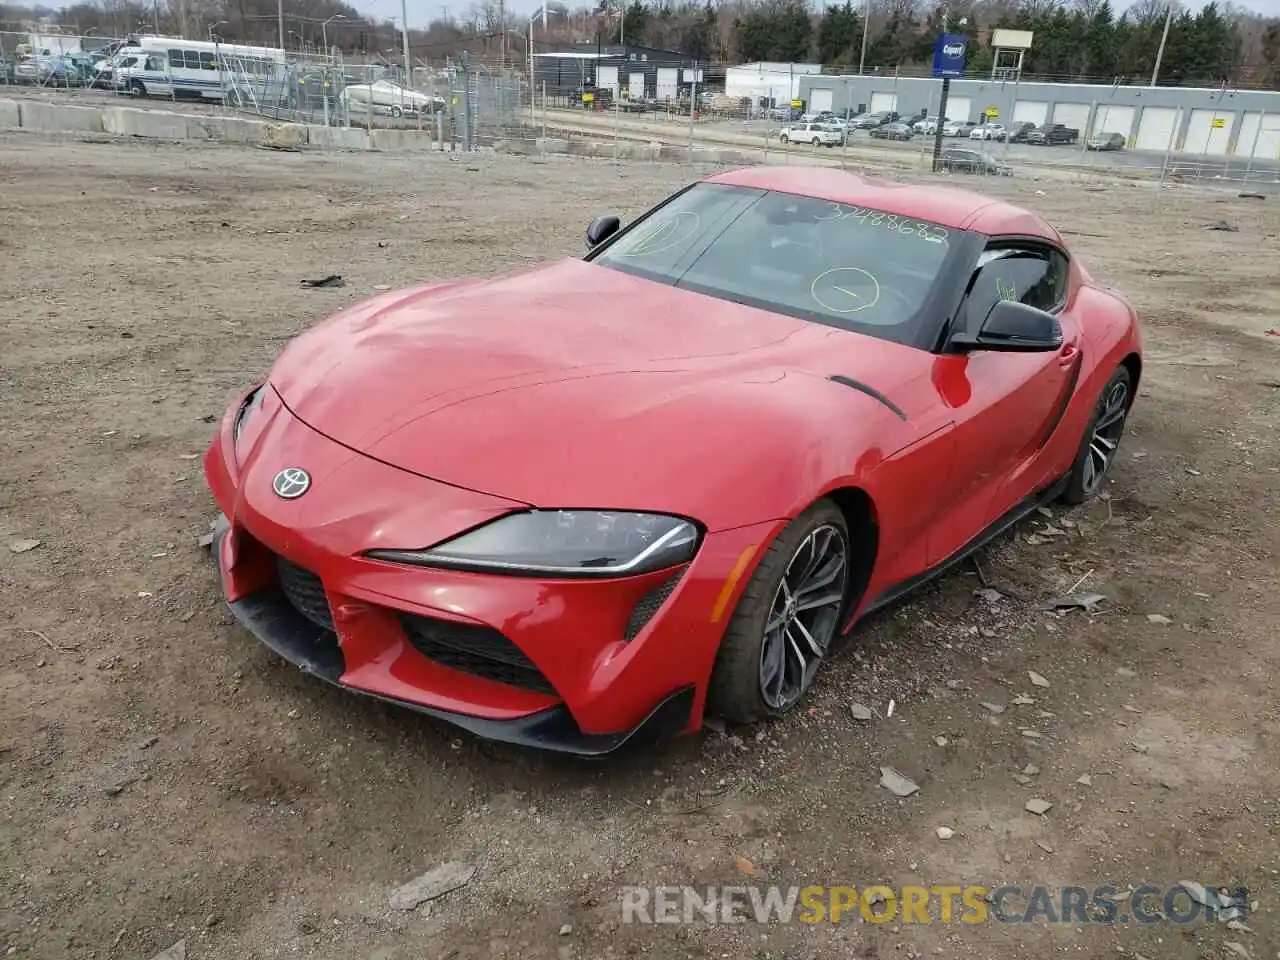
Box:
[261,122,307,150]
[102,105,189,139]
[370,128,436,152]
[535,137,568,154]
[18,100,104,133]
[0,99,19,129]
[307,125,371,150]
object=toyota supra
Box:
[204,167,1142,755]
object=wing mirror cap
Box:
[585,215,621,249]
[951,299,1064,353]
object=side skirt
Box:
[860,473,1070,617]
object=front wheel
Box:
[780,134,789,144]
[390,104,403,118]
[811,137,820,146]
[129,79,146,97]
[1061,365,1133,505]
[708,500,852,724]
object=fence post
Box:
[1159,107,1180,186]
[541,81,546,140]
[1242,112,1265,187]
[461,52,473,151]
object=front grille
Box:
[624,568,687,642]
[400,615,556,696]
[276,556,334,631]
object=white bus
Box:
[103,36,287,103]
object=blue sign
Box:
[932,33,968,78]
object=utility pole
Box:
[1150,3,1173,87]
[858,0,870,75]
[499,0,505,66]
[276,0,284,50]
[401,0,413,85]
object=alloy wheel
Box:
[758,524,849,711]
[1082,379,1129,494]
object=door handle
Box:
[1058,343,1080,367]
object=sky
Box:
[342,0,1278,26]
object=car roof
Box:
[704,167,1061,238]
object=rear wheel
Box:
[390,104,403,118]
[780,133,789,144]
[708,500,852,724]
[1061,365,1132,505]
[811,136,821,146]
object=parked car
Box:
[914,115,947,134]
[339,79,445,118]
[779,122,843,147]
[970,123,1005,141]
[942,119,978,138]
[1087,131,1127,151]
[851,110,898,129]
[1026,122,1080,145]
[13,54,82,85]
[202,166,1142,753]
[939,147,1014,176]
[1002,121,1036,143]
[869,122,913,141]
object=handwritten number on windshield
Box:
[813,203,949,244]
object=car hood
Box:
[270,258,930,516]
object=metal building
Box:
[796,73,1280,160]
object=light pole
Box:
[1150,3,1173,87]
[277,0,284,51]
[400,0,413,87]
[321,14,345,58]
[527,5,562,121]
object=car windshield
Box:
[590,183,960,344]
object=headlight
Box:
[366,510,700,577]
[233,385,265,451]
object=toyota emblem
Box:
[272,467,311,500]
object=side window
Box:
[963,244,1069,333]
[199,52,216,70]
[166,48,182,65]
[146,55,166,71]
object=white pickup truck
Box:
[779,122,843,147]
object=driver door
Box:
[927,240,1080,566]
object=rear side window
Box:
[961,244,1069,334]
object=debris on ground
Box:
[734,855,761,877]
[1204,220,1239,232]
[879,767,920,797]
[933,736,949,747]
[1024,798,1053,815]
[388,861,476,911]
[9,538,41,553]
[1012,695,1035,706]
[300,274,345,289]
[981,701,1006,714]
[1041,592,1107,614]
[935,826,954,840]
[1076,774,1092,786]
[150,941,186,960]
[1028,671,1050,688]
[559,923,573,936]
[973,587,1004,603]
[1147,614,1173,624]
[849,702,873,721]
[1035,839,1055,853]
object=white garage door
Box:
[1236,112,1280,160]
[597,65,618,98]
[809,87,834,114]
[870,92,898,113]
[1135,106,1179,152]
[1254,115,1280,160]
[1052,101,1092,135]
[1012,99,1048,126]
[656,67,678,101]
[628,71,645,99]
[1185,108,1234,156]
[1092,104,1134,140]
[944,95,971,122]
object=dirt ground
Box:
[1,132,1277,960]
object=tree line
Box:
[1,0,1276,89]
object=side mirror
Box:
[953,299,1063,353]
[585,215,621,249]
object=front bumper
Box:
[204,384,780,755]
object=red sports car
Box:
[204,167,1141,755]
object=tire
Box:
[129,79,146,97]
[708,499,853,724]
[1060,365,1133,505]
[811,137,820,146]
[390,104,403,118]
[780,134,789,144]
